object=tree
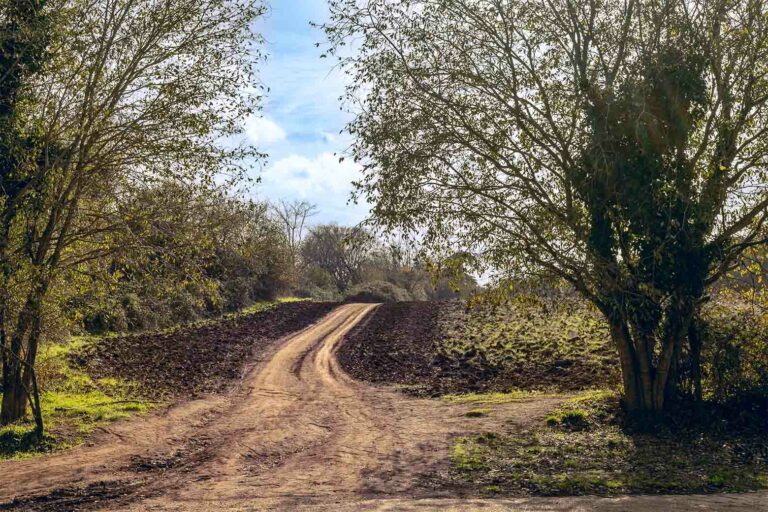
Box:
[0,0,265,426]
[301,224,371,292]
[208,196,292,308]
[0,0,53,431]
[360,236,480,300]
[73,184,291,332]
[326,0,768,413]
[271,199,318,269]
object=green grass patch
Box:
[443,390,548,404]
[276,296,310,304]
[0,337,154,460]
[0,298,308,459]
[452,436,489,470]
[544,409,590,430]
[543,389,616,430]
[465,408,492,418]
[447,389,768,496]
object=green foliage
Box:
[0,425,57,458]
[301,224,369,292]
[326,0,768,413]
[438,295,618,391]
[700,301,768,400]
[67,187,292,334]
[296,225,479,301]
[297,265,341,301]
[345,280,412,303]
[1,0,267,425]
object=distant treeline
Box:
[64,194,478,335]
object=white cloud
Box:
[321,131,340,144]
[246,1,368,225]
[266,152,358,196]
[244,116,287,146]
[258,152,369,224]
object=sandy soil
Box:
[1,303,766,511]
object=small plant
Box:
[451,437,488,471]
[545,409,590,431]
[465,408,491,418]
[707,473,728,488]
[0,427,57,458]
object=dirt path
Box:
[1,303,766,511]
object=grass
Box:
[437,295,768,496]
[437,295,619,392]
[465,408,492,418]
[452,434,493,470]
[443,390,550,404]
[0,336,155,460]
[448,389,768,496]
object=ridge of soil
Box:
[337,302,441,390]
[337,301,617,395]
[71,301,337,397]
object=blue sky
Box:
[245,0,368,226]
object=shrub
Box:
[701,303,768,400]
[344,280,412,303]
[545,409,591,431]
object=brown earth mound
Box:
[337,302,440,388]
[71,301,337,398]
[337,301,618,395]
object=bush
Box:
[295,266,340,300]
[298,285,340,301]
[345,280,412,303]
[545,409,590,431]
[702,303,768,400]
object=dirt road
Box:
[1,303,766,511]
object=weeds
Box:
[448,389,768,496]
[443,390,549,404]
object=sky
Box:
[244,0,368,226]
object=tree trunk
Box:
[0,284,45,425]
[1,323,30,424]
[608,316,686,414]
[609,320,648,411]
[688,320,703,404]
[0,368,28,424]
[25,304,45,436]
[28,364,43,438]
[664,335,682,406]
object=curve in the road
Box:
[1,303,766,512]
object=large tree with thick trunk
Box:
[325,0,768,413]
